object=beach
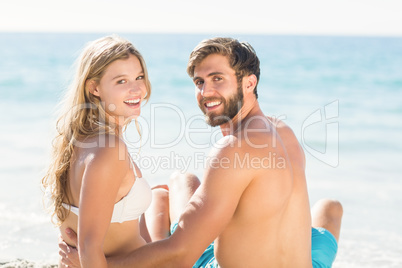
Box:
[0,33,401,267]
[0,260,56,268]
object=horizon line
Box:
[1,30,402,38]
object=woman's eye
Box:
[136,75,144,80]
[117,79,127,84]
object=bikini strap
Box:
[129,153,140,178]
[133,162,139,178]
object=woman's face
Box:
[91,54,147,126]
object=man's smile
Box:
[204,101,222,110]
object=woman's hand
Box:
[59,229,80,268]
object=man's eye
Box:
[213,77,222,81]
[195,80,204,86]
[136,76,144,80]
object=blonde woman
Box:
[42,35,169,268]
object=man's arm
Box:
[59,233,80,267]
[60,136,255,268]
[109,136,254,267]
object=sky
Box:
[1,0,402,36]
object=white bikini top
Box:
[62,167,152,223]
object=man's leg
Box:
[140,188,171,242]
[311,199,343,242]
[311,199,343,268]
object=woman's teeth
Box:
[124,99,140,104]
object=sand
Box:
[0,260,57,268]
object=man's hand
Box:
[59,228,80,268]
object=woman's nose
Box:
[129,81,142,93]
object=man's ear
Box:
[244,74,257,95]
[86,79,100,97]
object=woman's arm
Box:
[78,137,130,268]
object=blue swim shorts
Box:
[170,223,337,268]
[311,227,338,268]
[170,222,217,268]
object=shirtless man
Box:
[60,37,342,267]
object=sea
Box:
[0,33,401,267]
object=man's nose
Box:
[200,82,214,97]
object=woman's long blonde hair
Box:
[42,35,151,225]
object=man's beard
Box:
[199,83,244,127]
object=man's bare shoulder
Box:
[266,116,305,168]
[205,135,259,178]
[207,131,288,180]
[210,134,262,159]
[266,117,295,136]
[207,135,243,164]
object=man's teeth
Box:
[205,101,221,107]
[124,99,140,104]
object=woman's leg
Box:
[311,199,343,242]
[140,187,170,242]
[140,171,201,242]
[168,171,201,224]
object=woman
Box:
[42,35,169,267]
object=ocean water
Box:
[0,33,401,267]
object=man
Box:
[60,37,342,267]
